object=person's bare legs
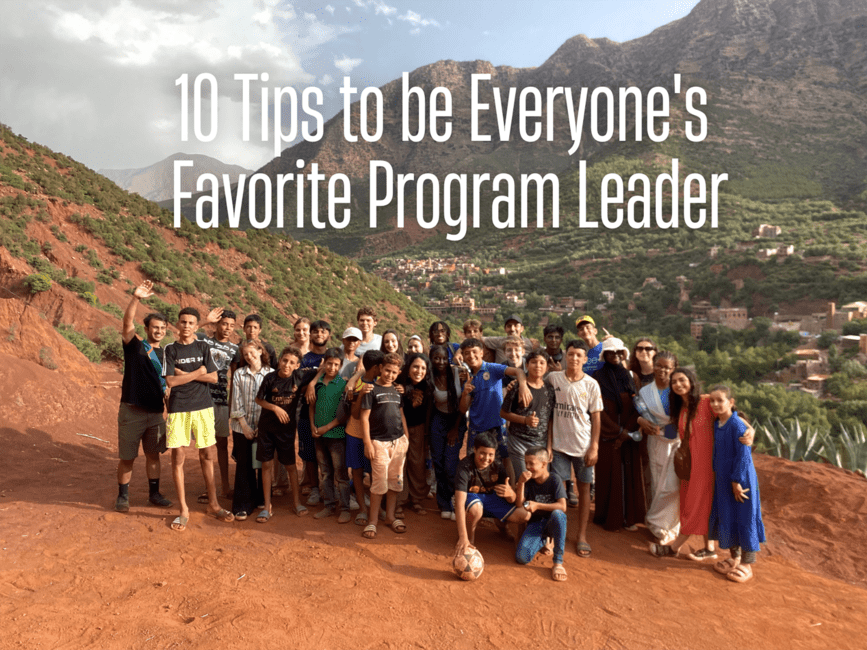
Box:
[261,459,274,515]
[171,447,188,522]
[465,502,483,546]
[351,467,367,520]
[368,491,384,528]
[117,459,134,485]
[198,445,222,515]
[215,436,230,496]
[286,463,305,514]
[144,453,161,480]
[576,480,592,551]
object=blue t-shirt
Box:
[467,362,508,432]
[301,351,324,369]
[583,342,604,376]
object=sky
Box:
[0,0,702,172]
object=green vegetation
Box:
[24,273,51,294]
[56,324,101,363]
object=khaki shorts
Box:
[167,407,216,449]
[117,402,166,460]
[369,436,408,495]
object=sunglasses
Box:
[636,345,656,352]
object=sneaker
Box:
[313,506,335,519]
[566,490,579,508]
[449,511,456,521]
[235,511,248,521]
[337,510,353,524]
[115,494,130,512]
[148,492,172,508]
[306,488,321,506]
[441,510,452,520]
[349,494,360,511]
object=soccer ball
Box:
[452,547,484,581]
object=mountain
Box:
[99,153,251,203]
[0,123,432,371]
[178,0,867,259]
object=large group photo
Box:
[2,0,867,648]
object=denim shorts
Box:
[551,450,593,484]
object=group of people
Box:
[115,281,765,584]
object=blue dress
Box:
[708,412,766,552]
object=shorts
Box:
[467,425,509,460]
[465,492,516,522]
[369,436,408,495]
[213,404,230,438]
[166,407,216,449]
[551,449,593,484]
[117,402,166,460]
[345,435,371,473]
[256,419,297,467]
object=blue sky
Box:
[0,0,701,171]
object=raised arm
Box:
[122,281,154,344]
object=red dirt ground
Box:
[1,352,866,650]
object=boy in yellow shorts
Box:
[164,307,233,530]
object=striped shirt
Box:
[230,365,272,434]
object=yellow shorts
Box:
[166,408,216,449]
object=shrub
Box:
[39,346,58,370]
[56,324,101,363]
[97,326,123,361]
[24,273,52,294]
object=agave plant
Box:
[755,418,827,463]
[819,424,867,477]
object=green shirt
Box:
[313,375,347,439]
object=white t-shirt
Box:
[354,334,383,358]
[546,371,603,457]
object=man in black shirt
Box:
[115,281,172,512]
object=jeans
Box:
[429,410,465,512]
[315,437,350,511]
[516,510,567,565]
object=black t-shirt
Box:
[503,382,555,446]
[523,474,567,523]
[197,333,238,406]
[163,340,218,414]
[256,368,318,429]
[361,383,404,442]
[454,453,507,494]
[121,337,165,413]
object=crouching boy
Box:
[454,431,526,555]
[514,447,568,581]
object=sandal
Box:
[714,557,741,575]
[294,504,309,517]
[235,511,248,521]
[687,548,718,561]
[256,508,272,523]
[337,510,353,524]
[170,515,188,531]
[649,542,674,558]
[211,508,234,523]
[408,502,427,516]
[576,541,592,558]
[388,519,407,534]
[355,512,369,526]
[197,493,209,504]
[726,564,754,583]
[552,565,568,582]
[362,523,377,539]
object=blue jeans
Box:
[315,437,350,511]
[429,410,465,512]
[516,510,567,565]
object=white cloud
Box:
[0,0,350,170]
[398,9,440,30]
[334,54,363,73]
[370,0,397,16]
[325,4,335,15]
[319,74,334,85]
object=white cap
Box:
[341,327,362,340]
